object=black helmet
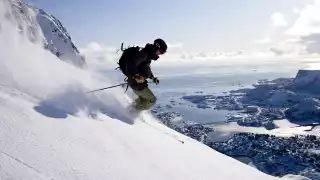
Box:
[154,38,167,53]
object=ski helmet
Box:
[154,38,167,54]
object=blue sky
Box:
[25,0,311,52]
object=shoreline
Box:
[205,120,317,142]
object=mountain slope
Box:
[3,0,85,67]
[0,1,291,179]
[0,88,281,180]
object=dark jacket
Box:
[126,44,159,90]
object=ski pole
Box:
[85,83,128,94]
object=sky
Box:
[25,0,318,56]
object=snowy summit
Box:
[5,0,85,67]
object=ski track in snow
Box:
[0,149,53,180]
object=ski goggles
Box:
[155,43,166,54]
[159,49,166,54]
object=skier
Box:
[117,38,167,112]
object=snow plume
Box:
[0,0,132,121]
[1,0,42,43]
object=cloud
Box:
[293,7,300,14]
[286,0,320,54]
[175,50,277,62]
[167,43,184,48]
[271,12,288,27]
[80,42,119,68]
[253,13,288,46]
[254,36,272,44]
[83,42,117,53]
[85,42,104,52]
[269,47,286,56]
[287,0,320,36]
[267,37,308,56]
[300,33,320,54]
[258,1,320,56]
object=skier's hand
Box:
[152,77,159,85]
[134,74,145,83]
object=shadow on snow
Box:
[33,85,135,125]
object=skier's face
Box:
[156,49,165,56]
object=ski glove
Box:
[152,77,159,85]
[133,74,145,84]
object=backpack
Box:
[117,43,141,76]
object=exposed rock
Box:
[285,98,320,123]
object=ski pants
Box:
[132,87,157,111]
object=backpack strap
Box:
[123,77,129,92]
[115,43,125,70]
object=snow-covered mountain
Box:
[3,0,85,67]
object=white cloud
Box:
[269,47,285,56]
[167,43,183,48]
[271,12,288,27]
[285,0,320,54]
[284,38,300,43]
[300,33,320,54]
[82,42,117,53]
[287,1,320,36]
[253,13,288,47]
[254,36,272,44]
[293,7,300,14]
[80,42,119,68]
[85,42,104,52]
[268,36,308,56]
[175,50,277,61]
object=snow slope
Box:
[0,88,281,180]
[0,1,291,179]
